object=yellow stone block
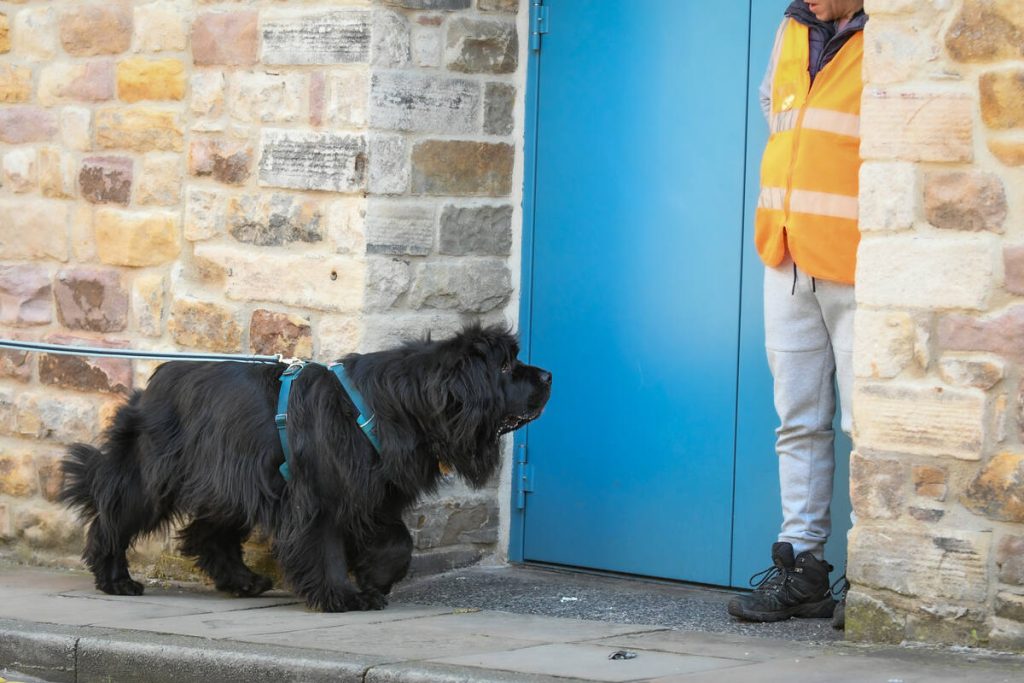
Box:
[96,107,184,152]
[95,208,181,267]
[988,137,1024,166]
[0,13,9,54]
[0,64,30,102]
[0,452,36,498]
[38,148,76,199]
[168,298,242,353]
[116,57,185,103]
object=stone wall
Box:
[0,0,522,579]
[850,0,1024,651]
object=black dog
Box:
[60,325,551,612]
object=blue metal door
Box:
[515,0,852,588]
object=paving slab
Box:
[99,602,452,638]
[0,593,207,627]
[0,562,1021,683]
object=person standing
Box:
[727,0,867,629]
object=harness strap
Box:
[275,361,382,482]
[329,363,383,454]
[275,362,306,482]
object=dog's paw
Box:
[362,589,388,610]
[98,577,145,596]
[221,574,274,598]
[310,587,377,613]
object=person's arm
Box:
[760,19,789,126]
[759,59,773,124]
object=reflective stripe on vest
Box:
[754,20,864,285]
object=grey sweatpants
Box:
[764,255,854,560]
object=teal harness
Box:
[275,362,382,482]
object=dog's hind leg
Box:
[178,518,273,597]
[351,520,413,606]
[83,515,146,596]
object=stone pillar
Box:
[850,0,1024,652]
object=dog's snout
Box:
[539,370,552,386]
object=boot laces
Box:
[748,563,789,594]
[830,573,849,599]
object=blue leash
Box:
[275,362,381,482]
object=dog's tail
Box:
[59,391,143,521]
[59,443,104,520]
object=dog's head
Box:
[422,325,551,487]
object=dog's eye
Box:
[501,361,513,374]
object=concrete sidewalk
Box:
[1,564,1021,683]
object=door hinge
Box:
[530,1,549,51]
[515,443,535,509]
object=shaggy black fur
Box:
[60,325,551,612]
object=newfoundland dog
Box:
[60,325,551,612]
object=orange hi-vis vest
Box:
[755,19,863,285]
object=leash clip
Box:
[277,355,307,373]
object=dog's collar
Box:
[275,361,382,483]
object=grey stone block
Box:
[406,497,499,550]
[366,257,413,311]
[484,82,515,135]
[439,204,513,256]
[372,9,412,67]
[368,133,410,196]
[366,200,436,256]
[370,71,481,134]
[359,312,464,353]
[446,18,518,74]
[408,260,511,313]
[407,546,487,579]
[378,0,471,9]
[262,10,372,65]
[259,130,366,193]
[479,0,519,12]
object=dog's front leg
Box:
[351,520,413,606]
[278,521,380,612]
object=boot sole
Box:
[727,595,835,623]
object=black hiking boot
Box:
[727,542,835,622]
[831,574,849,630]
